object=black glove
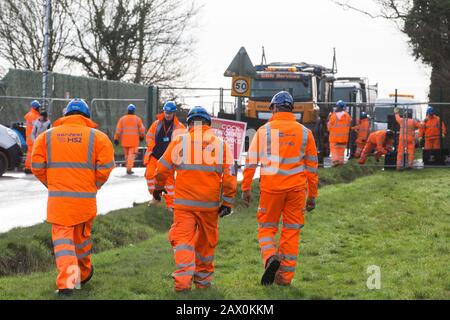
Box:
[139,136,144,142]
[306,198,316,212]
[153,189,165,201]
[218,205,232,218]
[114,139,119,146]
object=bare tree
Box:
[0,0,72,71]
[332,0,450,100]
[63,0,199,85]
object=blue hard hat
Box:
[270,91,294,109]
[336,100,346,109]
[360,112,368,119]
[65,99,91,118]
[127,104,136,113]
[163,101,177,113]
[31,100,41,110]
[187,106,211,124]
[427,106,434,115]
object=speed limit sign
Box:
[231,76,251,97]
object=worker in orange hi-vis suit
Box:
[242,91,319,287]
[114,104,145,175]
[24,100,41,173]
[351,112,371,158]
[154,106,237,292]
[395,108,421,170]
[31,99,115,297]
[145,101,185,211]
[327,100,352,166]
[358,130,395,165]
[419,106,447,150]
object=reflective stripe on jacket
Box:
[327,111,352,144]
[114,114,145,147]
[419,115,446,140]
[31,115,115,226]
[395,114,420,143]
[367,130,392,154]
[242,112,319,198]
[155,125,237,211]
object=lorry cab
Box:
[0,124,23,176]
[373,95,424,131]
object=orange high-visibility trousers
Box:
[397,140,415,169]
[354,141,365,158]
[257,190,306,285]
[123,147,138,171]
[25,143,33,170]
[424,139,441,150]
[145,156,174,207]
[168,209,218,291]
[330,142,346,165]
[52,219,93,290]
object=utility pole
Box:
[42,0,52,112]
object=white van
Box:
[0,124,23,176]
[373,96,425,131]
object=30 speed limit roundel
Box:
[231,76,251,97]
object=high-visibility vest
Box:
[328,112,352,144]
[367,130,392,154]
[145,114,185,163]
[24,108,40,145]
[155,125,237,212]
[353,118,370,143]
[114,114,145,147]
[242,112,319,197]
[31,115,115,226]
[396,114,420,143]
[419,116,446,140]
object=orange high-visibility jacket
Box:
[155,125,237,211]
[328,111,352,144]
[242,112,319,198]
[419,115,447,140]
[24,108,40,145]
[395,114,420,143]
[352,118,370,143]
[367,130,393,154]
[31,115,115,226]
[145,113,185,163]
[114,114,145,148]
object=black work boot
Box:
[81,265,94,285]
[56,289,74,297]
[261,255,281,286]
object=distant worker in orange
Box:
[24,100,41,173]
[394,108,420,170]
[154,106,237,292]
[31,99,115,296]
[327,100,352,166]
[351,112,370,158]
[242,91,318,287]
[114,104,146,174]
[419,106,446,150]
[358,130,395,165]
[145,101,185,211]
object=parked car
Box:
[0,124,23,176]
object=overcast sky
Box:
[191,0,431,101]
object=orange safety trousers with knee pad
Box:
[145,156,175,207]
[169,210,218,291]
[258,190,306,285]
[52,219,93,290]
